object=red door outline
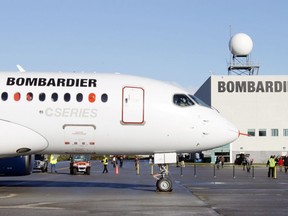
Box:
[121,86,145,124]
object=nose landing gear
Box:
[156,176,173,192]
[154,164,173,192]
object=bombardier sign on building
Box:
[218,80,288,93]
[195,75,288,163]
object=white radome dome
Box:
[229,33,253,56]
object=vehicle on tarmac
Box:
[33,154,48,172]
[70,155,91,175]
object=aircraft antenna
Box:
[16,65,26,73]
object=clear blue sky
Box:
[0,0,287,93]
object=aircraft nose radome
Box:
[0,120,48,156]
[226,126,239,142]
[221,121,239,144]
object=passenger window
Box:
[51,93,58,102]
[101,93,108,103]
[39,93,46,102]
[26,92,33,101]
[76,93,83,102]
[14,92,21,101]
[173,94,194,107]
[64,93,71,102]
[89,93,96,103]
[1,92,8,101]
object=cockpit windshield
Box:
[173,94,195,107]
[188,94,211,108]
[173,94,211,108]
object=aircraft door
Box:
[63,124,96,152]
[122,86,145,124]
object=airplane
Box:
[0,70,239,191]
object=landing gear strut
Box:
[154,165,173,192]
[153,153,177,192]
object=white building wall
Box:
[196,75,288,163]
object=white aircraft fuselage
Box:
[0,72,239,158]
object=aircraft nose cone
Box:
[225,124,239,143]
[215,113,240,145]
[203,111,239,148]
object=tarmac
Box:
[0,160,288,216]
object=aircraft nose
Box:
[202,111,239,148]
[214,113,240,145]
[225,123,239,144]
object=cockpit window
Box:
[173,94,195,107]
[189,94,211,108]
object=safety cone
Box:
[115,165,119,175]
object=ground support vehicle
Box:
[33,154,48,173]
[70,155,91,175]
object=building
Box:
[195,75,288,163]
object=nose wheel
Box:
[156,177,173,192]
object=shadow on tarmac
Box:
[0,180,155,191]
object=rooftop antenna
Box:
[228,33,259,75]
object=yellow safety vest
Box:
[50,155,57,164]
[102,157,108,165]
[268,158,275,167]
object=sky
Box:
[0,0,287,93]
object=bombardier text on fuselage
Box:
[6,77,97,87]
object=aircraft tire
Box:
[85,167,91,175]
[156,177,173,192]
[72,167,77,175]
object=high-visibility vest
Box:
[102,157,108,165]
[50,155,57,164]
[269,158,275,167]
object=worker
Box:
[102,155,109,174]
[267,155,276,178]
[49,154,58,173]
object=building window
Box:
[247,129,255,136]
[271,129,279,137]
[283,129,288,136]
[259,129,266,137]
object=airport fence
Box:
[171,163,286,180]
